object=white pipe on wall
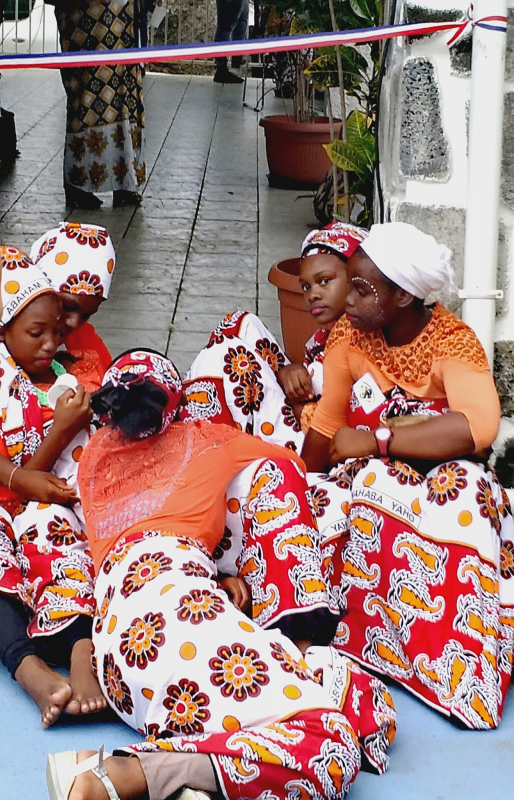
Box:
[461,0,508,365]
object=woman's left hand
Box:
[218,576,251,612]
[329,427,377,466]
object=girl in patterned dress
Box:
[0,246,105,727]
[31,221,117,374]
[181,222,369,452]
[47,349,396,800]
[302,222,514,730]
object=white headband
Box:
[360,222,453,300]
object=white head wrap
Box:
[30,221,116,300]
[359,222,452,300]
[0,246,54,329]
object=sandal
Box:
[113,190,143,207]
[47,745,120,800]
[64,185,103,209]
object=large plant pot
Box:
[268,257,318,364]
[260,115,342,187]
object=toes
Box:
[42,703,60,728]
[65,698,82,715]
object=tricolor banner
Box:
[0,13,507,70]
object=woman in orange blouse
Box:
[302,222,514,730]
[47,349,396,800]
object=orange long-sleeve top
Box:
[78,420,306,573]
[65,322,112,374]
[310,304,501,452]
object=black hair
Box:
[91,377,169,440]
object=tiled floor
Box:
[0,69,513,800]
[0,69,320,374]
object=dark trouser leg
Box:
[39,614,94,668]
[0,595,37,678]
[214,0,247,66]
[230,0,248,68]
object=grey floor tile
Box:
[181,280,256,299]
[97,328,170,356]
[172,310,235,333]
[96,308,172,330]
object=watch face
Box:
[376,428,390,441]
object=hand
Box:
[218,576,251,612]
[328,427,377,466]
[53,386,92,439]
[11,468,77,504]
[277,363,314,402]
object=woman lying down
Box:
[47,349,396,800]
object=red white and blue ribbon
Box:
[447,3,508,46]
[0,13,507,70]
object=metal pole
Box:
[461,0,508,365]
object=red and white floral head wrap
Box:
[0,245,55,329]
[301,221,369,261]
[94,349,183,437]
[30,221,116,300]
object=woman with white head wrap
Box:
[31,221,116,373]
[300,222,514,730]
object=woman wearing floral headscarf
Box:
[0,246,105,727]
[303,222,514,730]
[31,221,116,374]
[181,222,368,452]
[46,348,396,800]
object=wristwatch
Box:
[374,425,393,458]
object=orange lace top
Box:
[78,419,305,572]
[311,303,500,451]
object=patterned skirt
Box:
[55,0,145,193]
[94,532,396,798]
[181,311,305,450]
[308,457,514,729]
[0,500,95,637]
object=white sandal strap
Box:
[91,746,120,800]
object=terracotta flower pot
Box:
[268,257,318,364]
[259,115,342,186]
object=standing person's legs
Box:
[230,0,249,69]
[214,0,244,82]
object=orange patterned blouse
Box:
[309,303,500,452]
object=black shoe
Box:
[213,66,243,84]
[64,185,103,209]
[113,190,143,207]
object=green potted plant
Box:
[266,0,382,359]
[260,0,380,191]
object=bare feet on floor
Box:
[65,638,108,717]
[15,655,72,728]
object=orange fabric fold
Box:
[65,322,112,374]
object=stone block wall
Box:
[378,1,514,455]
[151,0,216,45]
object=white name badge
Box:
[352,373,386,414]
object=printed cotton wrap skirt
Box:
[56,0,146,193]
[309,456,514,729]
[94,532,396,799]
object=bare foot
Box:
[69,749,148,800]
[14,655,72,727]
[66,638,108,716]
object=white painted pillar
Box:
[461,0,508,365]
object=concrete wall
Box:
[378,1,514,478]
